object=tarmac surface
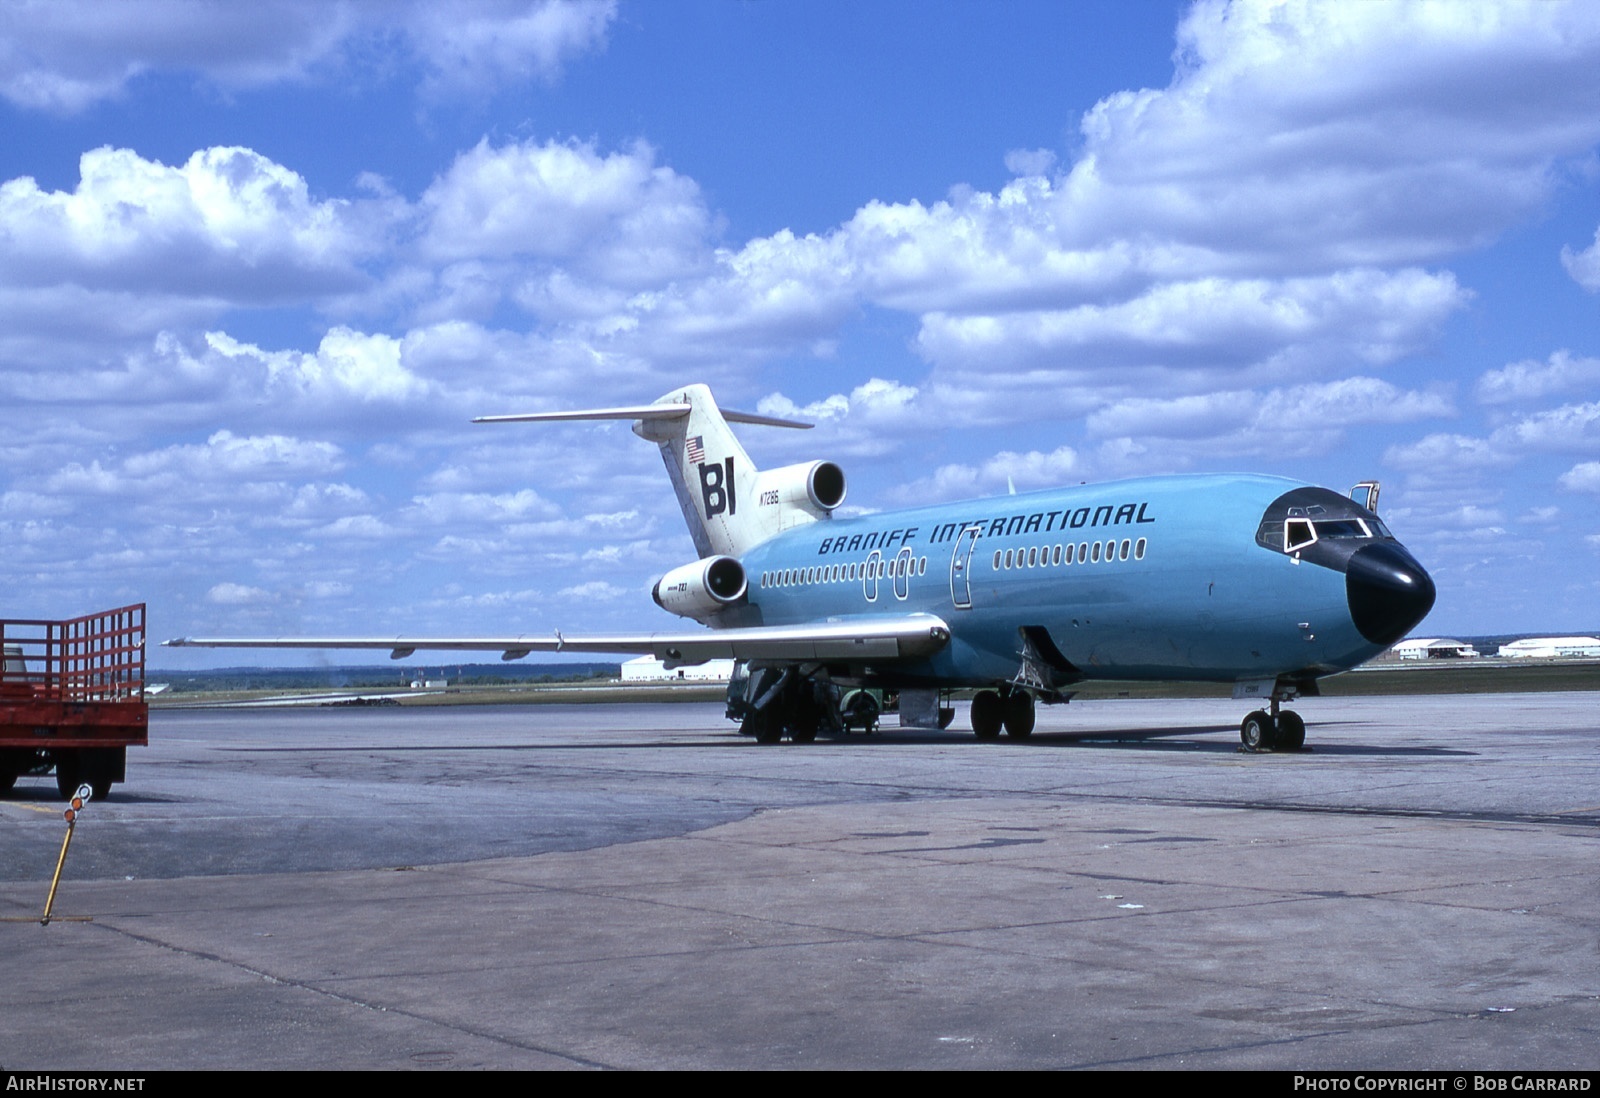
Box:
[2,693,1597,1070]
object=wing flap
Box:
[165,614,951,667]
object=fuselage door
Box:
[949,525,982,610]
[863,549,882,602]
[893,546,914,601]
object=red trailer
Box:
[1,604,147,800]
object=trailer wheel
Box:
[54,752,80,800]
[78,750,118,801]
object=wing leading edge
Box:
[165,614,952,668]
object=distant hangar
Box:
[1388,635,1600,659]
[1390,638,1479,659]
[621,656,736,683]
[1495,636,1600,659]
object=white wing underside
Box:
[167,614,951,668]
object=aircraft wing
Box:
[165,614,952,668]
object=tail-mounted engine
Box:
[755,460,847,532]
[652,555,748,624]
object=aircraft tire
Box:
[1239,711,1275,752]
[971,690,1003,739]
[1276,710,1306,751]
[748,711,783,744]
[789,716,818,744]
[1003,691,1035,738]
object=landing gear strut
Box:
[1239,692,1308,753]
[735,667,840,744]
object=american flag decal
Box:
[686,435,705,463]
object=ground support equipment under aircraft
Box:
[1,604,147,800]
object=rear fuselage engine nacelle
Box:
[756,460,847,531]
[651,555,749,624]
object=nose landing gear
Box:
[1239,693,1307,752]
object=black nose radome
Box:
[1346,542,1436,646]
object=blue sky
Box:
[2,0,1598,669]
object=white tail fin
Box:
[476,383,843,558]
[634,384,766,557]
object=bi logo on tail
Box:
[699,456,737,518]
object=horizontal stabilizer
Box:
[165,614,951,669]
[473,405,686,424]
[474,405,811,429]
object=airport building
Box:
[620,656,736,683]
[1496,636,1600,658]
[1388,637,1480,659]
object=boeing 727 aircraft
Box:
[169,383,1436,750]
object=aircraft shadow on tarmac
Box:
[851,724,1475,757]
[212,724,1474,758]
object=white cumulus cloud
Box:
[1477,351,1600,405]
[0,146,380,302]
[1559,461,1600,493]
[0,0,615,112]
[205,582,272,605]
[1561,226,1600,293]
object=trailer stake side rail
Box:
[1,603,148,799]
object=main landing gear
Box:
[1239,696,1307,753]
[969,686,1035,740]
[734,667,842,744]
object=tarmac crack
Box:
[82,918,621,1070]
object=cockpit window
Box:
[1313,519,1369,539]
[1257,485,1398,567]
[1285,519,1317,552]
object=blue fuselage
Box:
[734,474,1428,688]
